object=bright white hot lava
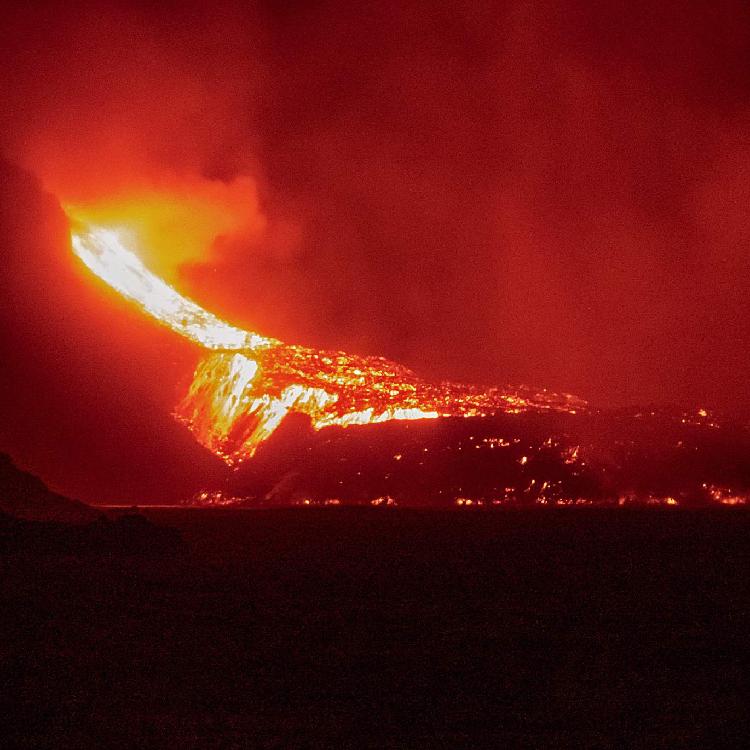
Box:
[72,227,277,351]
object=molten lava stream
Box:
[71,224,585,464]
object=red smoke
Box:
[1,0,749,501]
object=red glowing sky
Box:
[1,0,749,502]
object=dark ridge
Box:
[0,452,100,523]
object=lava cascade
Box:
[71,224,585,464]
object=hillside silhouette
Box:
[0,452,99,523]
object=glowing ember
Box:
[71,224,585,464]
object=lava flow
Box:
[71,224,585,465]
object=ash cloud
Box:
[190,0,750,412]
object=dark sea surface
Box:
[2,507,748,748]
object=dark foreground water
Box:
[2,507,749,748]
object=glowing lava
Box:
[71,224,585,464]
[71,227,275,351]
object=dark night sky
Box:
[1,0,749,502]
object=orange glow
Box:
[65,175,264,284]
[70,220,586,464]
